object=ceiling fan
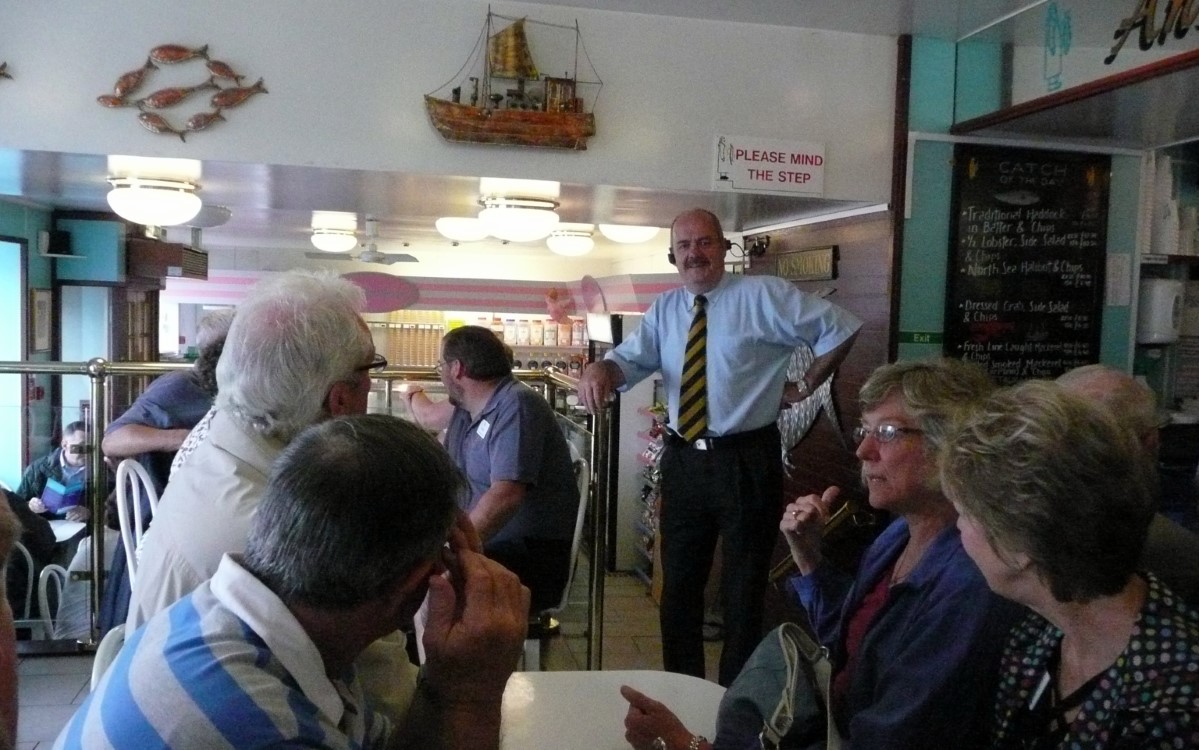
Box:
[306,216,418,264]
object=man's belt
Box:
[664,423,777,451]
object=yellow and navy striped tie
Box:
[677,294,708,442]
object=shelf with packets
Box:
[634,401,667,597]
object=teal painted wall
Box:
[55,219,126,283]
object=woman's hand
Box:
[780,486,841,575]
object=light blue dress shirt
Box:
[606,273,861,435]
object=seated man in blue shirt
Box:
[56,414,529,750]
[407,325,579,612]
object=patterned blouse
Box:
[990,573,1199,749]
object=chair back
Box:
[38,564,67,639]
[9,541,34,622]
[90,623,126,691]
[115,458,160,588]
[554,457,591,616]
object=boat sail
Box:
[424,10,600,151]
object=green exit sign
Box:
[899,331,944,344]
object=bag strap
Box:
[758,623,842,750]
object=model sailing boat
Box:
[424,10,600,150]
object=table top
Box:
[49,519,86,543]
[501,670,725,750]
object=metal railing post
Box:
[85,358,109,646]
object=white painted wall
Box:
[0,0,896,204]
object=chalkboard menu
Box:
[944,145,1110,384]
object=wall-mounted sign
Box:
[777,246,837,281]
[944,144,1111,384]
[1106,0,1199,64]
[713,135,825,196]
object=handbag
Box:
[712,622,844,750]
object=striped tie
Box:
[677,294,708,442]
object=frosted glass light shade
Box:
[106,177,202,227]
[598,224,660,244]
[547,230,594,256]
[435,216,490,242]
[311,229,358,252]
[478,197,559,242]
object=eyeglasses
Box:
[355,353,388,372]
[852,424,923,444]
[434,359,452,374]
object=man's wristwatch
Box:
[651,739,667,750]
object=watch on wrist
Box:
[651,738,668,750]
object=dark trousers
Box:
[658,425,783,686]
[487,537,573,614]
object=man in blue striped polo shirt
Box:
[55,414,529,750]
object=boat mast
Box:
[483,9,493,109]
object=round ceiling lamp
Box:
[435,216,490,243]
[311,228,358,253]
[106,177,202,227]
[598,223,660,244]
[547,229,595,256]
[478,196,560,243]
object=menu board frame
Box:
[943,144,1110,384]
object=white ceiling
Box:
[0,0,1101,272]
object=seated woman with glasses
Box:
[941,381,1199,749]
[622,359,1024,750]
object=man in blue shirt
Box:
[579,208,861,685]
[55,414,529,750]
[409,325,579,613]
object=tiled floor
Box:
[14,564,721,747]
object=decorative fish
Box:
[211,77,267,109]
[185,109,225,132]
[96,94,135,108]
[776,344,845,476]
[112,57,157,97]
[205,59,244,84]
[0,62,11,80]
[993,190,1040,206]
[136,78,218,110]
[137,112,187,142]
[150,44,209,65]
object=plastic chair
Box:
[90,624,125,690]
[115,458,160,589]
[37,564,67,639]
[522,457,590,670]
[9,541,46,638]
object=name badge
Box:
[476,419,491,439]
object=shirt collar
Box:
[210,554,347,726]
[685,272,733,307]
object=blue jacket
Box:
[790,518,1023,750]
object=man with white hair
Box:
[128,271,426,720]
[130,272,382,628]
[1057,364,1199,605]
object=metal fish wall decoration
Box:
[136,78,218,110]
[96,94,135,108]
[0,62,12,80]
[137,112,187,141]
[150,44,209,65]
[210,77,267,109]
[185,109,225,132]
[205,59,244,84]
[98,44,266,141]
[113,57,157,97]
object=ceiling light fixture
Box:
[546,229,595,256]
[106,177,203,227]
[187,204,232,228]
[311,228,358,253]
[435,216,490,243]
[598,223,660,244]
[478,196,560,243]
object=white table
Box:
[49,519,87,543]
[501,670,725,749]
